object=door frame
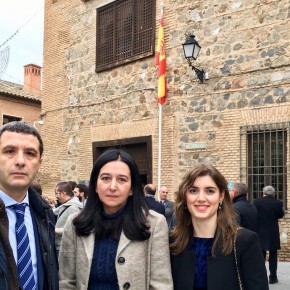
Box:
[92,136,152,183]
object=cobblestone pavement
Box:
[267,262,290,290]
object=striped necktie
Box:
[13,203,36,290]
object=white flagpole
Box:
[157,1,164,201]
[158,103,162,200]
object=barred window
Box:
[96,0,156,72]
[240,123,289,208]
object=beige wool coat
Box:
[58,210,173,290]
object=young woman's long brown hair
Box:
[170,164,238,256]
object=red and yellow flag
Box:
[156,15,167,105]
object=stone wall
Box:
[42,0,290,258]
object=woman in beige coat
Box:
[58,148,173,290]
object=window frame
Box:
[2,114,22,125]
[95,0,156,72]
[240,123,289,208]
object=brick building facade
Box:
[42,0,290,258]
[0,63,42,126]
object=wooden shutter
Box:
[96,5,114,66]
[96,0,156,72]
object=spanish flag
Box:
[156,15,167,105]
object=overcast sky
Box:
[0,0,44,84]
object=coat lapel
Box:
[80,233,95,262]
[207,255,226,289]
[208,253,236,290]
[116,232,131,255]
[172,250,195,290]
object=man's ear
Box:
[37,158,42,172]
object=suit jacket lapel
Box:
[207,255,226,289]
[174,250,195,290]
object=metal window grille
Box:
[96,0,156,72]
[240,122,290,208]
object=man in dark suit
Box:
[0,121,58,290]
[144,184,165,216]
[231,182,258,232]
[159,186,174,226]
[253,185,284,284]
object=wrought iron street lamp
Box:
[182,35,206,83]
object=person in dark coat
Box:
[253,185,284,284]
[0,121,59,290]
[144,183,166,216]
[231,182,258,232]
[170,164,268,290]
[159,186,174,225]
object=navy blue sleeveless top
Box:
[189,237,214,290]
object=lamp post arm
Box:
[191,66,205,83]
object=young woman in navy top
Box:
[170,164,268,290]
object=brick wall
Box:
[40,0,78,193]
[279,212,290,261]
[0,96,41,125]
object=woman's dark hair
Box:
[170,164,237,256]
[73,148,150,241]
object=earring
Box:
[184,205,188,210]
[218,201,222,210]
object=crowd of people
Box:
[0,121,285,290]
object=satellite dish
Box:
[0,46,10,79]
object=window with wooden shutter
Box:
[96,0,156,72]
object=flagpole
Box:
[158,103,162,200]
[157,1,164,200]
